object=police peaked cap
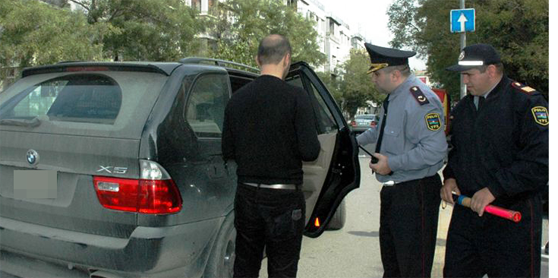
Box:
[446,43,502,72]
[364,43,416,73]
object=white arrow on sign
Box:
[458,12,468,32]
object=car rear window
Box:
[0,71,168,138]
[1,74,122,124]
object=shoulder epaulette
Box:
[410,86,430,105]
[511,81,537,95]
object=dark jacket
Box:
[443,76,548,206]
[222,75,320,185]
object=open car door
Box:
[286,62,360,238]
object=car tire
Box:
[204,212,236,278]
[326,199,346,230]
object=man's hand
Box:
[370,153,391,175]
[441,178,460,204]
[471,187,496,217]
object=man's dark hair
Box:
[257,34,292,65]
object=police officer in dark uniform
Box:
[222,34,320,278]
[442,43,549,277]
[358,43,448,277]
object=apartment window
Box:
[192,0,201,12]
[287,0,297,9]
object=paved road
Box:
[260,156,549,277]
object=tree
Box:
[0,0,204,70]
[316,71,343,107]
[0,0,105,68]
[339,49,382,119]
[208,0,326,67]
[68,0,203,61]
[388,0,549,100]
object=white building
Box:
[293,0,328,71]
[293,0,366,75]
[184,0,367,74]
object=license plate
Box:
[14,170,58,199]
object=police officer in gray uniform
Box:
[358,43,447,277]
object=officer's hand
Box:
[441,178,460,204]
[370,153,391,175]
[471,188,495,217]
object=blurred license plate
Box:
[14,170,58,199]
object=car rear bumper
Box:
[0,216,222,278]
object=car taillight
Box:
[93,160,182,214]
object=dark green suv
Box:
[0,58,360,278]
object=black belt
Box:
[242,183,299,190]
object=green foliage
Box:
[208,0,326,67]
[70,0,202,61]
[388,0,549,100]
[316,71,342,107]
[316,49,383,119]
[0,0,203,71]
[340,49,382,119]
[0,0,105,68]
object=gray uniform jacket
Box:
[357,75,447,183]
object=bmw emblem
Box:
[27,149,39,165]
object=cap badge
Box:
[458,51,465,61]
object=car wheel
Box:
[326,199,346,230]
[204,212,236,278]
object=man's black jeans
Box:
[233,183,305,278]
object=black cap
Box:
[364,43,416,73]
[446,44,502,72]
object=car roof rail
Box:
[179,57,260,74]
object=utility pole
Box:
[460,0,467,99]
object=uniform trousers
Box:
[444,195,542,278]
[233,183,305,278]
[379,174,442,277]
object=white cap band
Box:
[458,60,484,66]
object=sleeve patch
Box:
[532,106,549,126]
[425,113,442,131]
[410,86,430,105]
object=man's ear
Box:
[255,56,261,67]
[283,53,291,66]
[391,69,400,81]
[487,64,498,78]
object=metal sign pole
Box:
[460,0,467,99]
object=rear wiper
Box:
[0,117,42,127]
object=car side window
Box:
[184,74,229,138]
[287,75,337,135]
[307,81,337,134]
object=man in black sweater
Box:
[222,34,320,278]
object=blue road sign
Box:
[450,9,475,33]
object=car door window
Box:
[184,74,229,138]
[287,75,337,134]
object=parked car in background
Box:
[0,59,360,278]
[350,114,378,134]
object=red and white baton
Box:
[452,194,522,223]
